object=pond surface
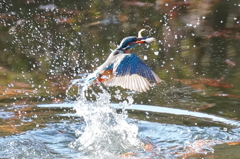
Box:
[1,98,240,159]
[1,0,240,158]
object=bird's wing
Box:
[104,53,161,92]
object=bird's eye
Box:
[114,51,120,55]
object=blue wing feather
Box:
[114,53,157,82]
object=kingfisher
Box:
[85,29,161,92]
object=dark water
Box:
[1,0,240,158]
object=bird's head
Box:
[117,36,155,52]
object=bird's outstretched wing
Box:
[104,53,161,92]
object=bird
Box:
[84,29,161,92]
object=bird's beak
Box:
[135,37,147,44]
[135,37,156,44]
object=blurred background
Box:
[1,0,240,158]
[1,0,240,113]
[1,0,240,112]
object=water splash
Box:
[68,82,143,157]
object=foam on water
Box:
[68,84,143,157]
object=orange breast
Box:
[96,69,114,83]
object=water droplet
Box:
[127,96,134,105]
